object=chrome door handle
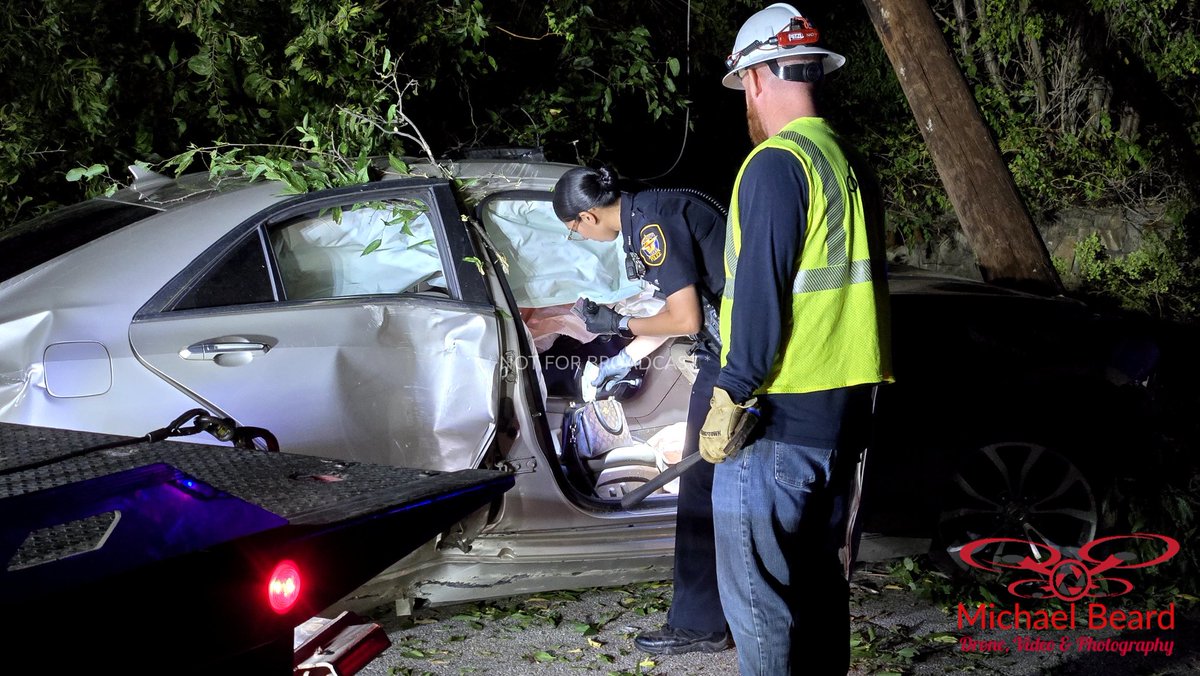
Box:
[180,341,271,360]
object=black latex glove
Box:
[582,301,624,335]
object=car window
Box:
[172,231,274,310]
[269,198,447,300]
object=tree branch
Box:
[494,25,554,41]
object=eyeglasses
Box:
[565,218,584,241]
[565,214,586,241]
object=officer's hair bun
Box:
[595,165,618,192]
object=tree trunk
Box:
[862,0,1063,295]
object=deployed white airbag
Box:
[273,203,446,300]
[482,199,643,308]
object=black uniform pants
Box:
[665,350,726,633]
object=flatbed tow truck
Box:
[0,413,514,674]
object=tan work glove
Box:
[699,387,758,463]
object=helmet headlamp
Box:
[724,16,821,71]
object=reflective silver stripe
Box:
[727,130,849,301]
[723,206,738,299]
[791,258,874,294]
[777,130,846,267]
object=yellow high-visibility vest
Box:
[719,117,893,394]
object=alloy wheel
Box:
[937,441,1097,571]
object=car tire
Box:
[932,441,1098,573]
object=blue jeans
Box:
[712,438,850,675]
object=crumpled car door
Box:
[128,181,501,471]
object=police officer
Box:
[553,165,731,655]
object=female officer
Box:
[552,165,731,655]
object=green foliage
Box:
[849,600,962,675]
[1098,450,1200,605]
[929,0,1197,214]
[1063,230,1199,321]
[1089,0,1200,81]
[1,0,714,227]
[4,0,1199,287]
[822,12,952,243]
[445,1,723,163]
[887,556,963,606]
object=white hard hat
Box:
[722,3,846,90]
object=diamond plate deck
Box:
[0,421,508,526]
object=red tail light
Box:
[267,560,302,614]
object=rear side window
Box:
[171,231,275,310]
[0,201,158,282]
[161,192,450,314]
[269,198,447,300]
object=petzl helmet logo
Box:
[959,534,1179,602]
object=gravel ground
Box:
[355,560,1198,676]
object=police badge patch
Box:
[639,224,666,266]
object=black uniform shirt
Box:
[619,190,726,308]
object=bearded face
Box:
[746,92,768,146]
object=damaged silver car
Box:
[0,158,1180,613]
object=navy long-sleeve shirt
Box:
[715,147,849,447]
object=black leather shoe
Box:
[634,624,733,655]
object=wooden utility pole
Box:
[861,0,1064,295]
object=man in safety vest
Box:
[698,4,894,674]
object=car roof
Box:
[885,264,1060,301]
[9,160,1067,305]
[100,167,259,212]
[93,158,577,212]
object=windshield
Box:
[0,200,158,282]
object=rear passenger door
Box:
[129,180,503,472]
